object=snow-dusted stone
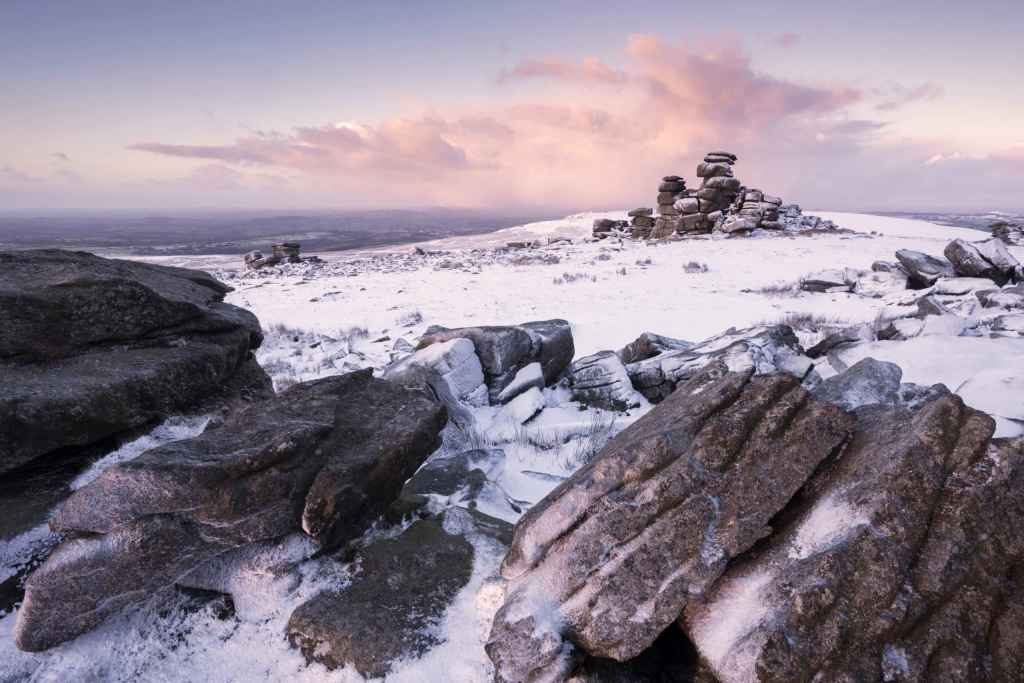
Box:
[977,284,1024,310]
[569,351,645,411]
[719,216,758,234]
[877,316,925,340]
[918,313,975,337]
[895,249,955,288]
[992,313,1024,334]
[992,221,1023,246]
[806,323,876,358]
[496,362,545,403]
[934,277,996,295]
[13,371,447,652]
[384,337,487,406]
[800,268,857,293]
[288,519,474,678]
[681,393,1020,683]
[944,237,1020,285]
[485,370,853,682]
[811,357,902,410]
[617,331,695,364]
[871,260,907,274]
[855,269,908,297]
[495,386,545,426]
[627,325,811,402]
[418,319,574,401]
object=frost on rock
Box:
[568,351,646,411]
[384,337,488,406]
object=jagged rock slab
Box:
[977,284,1024,310]
[485,370,853,682]
[626,325,812,402]
[617,332,694,365]
[944,237,1020,285]
[681,393,1019,682]
[14,370,447,651]
[383,337,488,406]
[0,249,267,474]
[895,249,955,288]
[288,519,474,677]
[497,362,546,403]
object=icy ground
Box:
[2,211,1022,682]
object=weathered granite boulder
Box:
[0,249,269,474]
[14,370,447,651]
[625,325,813,402]
[383,337,488,406]
[568,351,645,411]
[485,370,853,682]
[617,332,694,365]
[681,393,1019,682]
[895,249,955,288]
[944,237,1021,285]
[288,519,474,678]
[810,357,902,410]
[418,320,574,402]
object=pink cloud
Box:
[773,33,801,48]
[874,82,945,111]
[124,35,988,211]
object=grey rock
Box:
[695,162,733,178]
[806,323,875,358]
[288,519,474,677]
[497,362,546,403]
[627,208,653,218]
[944,238,1020,285]
[14,371,447,651]
[0,249,267,474]
[811,357,902,410]
[895,249,955,287]
[569,351,645,411]
[992,221,1023,246]
[976,284,1024,310]
[658,180,686,193]
[800,268,857,293]
[486,371,853,682]
[617,332,694,365]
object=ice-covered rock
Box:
[977,284,1024,310]
[383,337,488,406]
[944,237,1020,285]
[895,249,955,288]
[568,351,645,411]
[626,325,813,402]
[288,519,474,677]
[13,370,447,651]
[418,319,574,401]
[811,357,902,410]
[800,268,857,293]
[485,370,853,682]
[494,386,546,427]
[496,362,546,404]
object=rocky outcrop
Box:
[625,325,814,402]
[992,220,1023,246]
[417,320,574,402]
[944,237,1021,285]
[592,219,629,239]
[288,519,474,678]
[810,357,902,410]
[0,249,269,475]
[617,331,694,365]
[485,370,853,682]
[896,249,955,288]
[627,208,655,239]
[977,283,1024,310]
[568,351,645,411]
[13,370,447,651]
[681,394,1014,682]
[244,242,302,269]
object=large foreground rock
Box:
[14,370,446,651]
[0,249,268,474]
[682,394,1019,682]
[288,519,474,677]
[485,370,853,682]
[418,319,574,402]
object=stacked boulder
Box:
[651,176,688,238]
[678,151,743,234]
[722,188,783,232]
[627,208,655,239]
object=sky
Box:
[2,0,1023,213]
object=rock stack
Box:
[651,176,687,238]
[627,208,654,239]
[677,151,742,234]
